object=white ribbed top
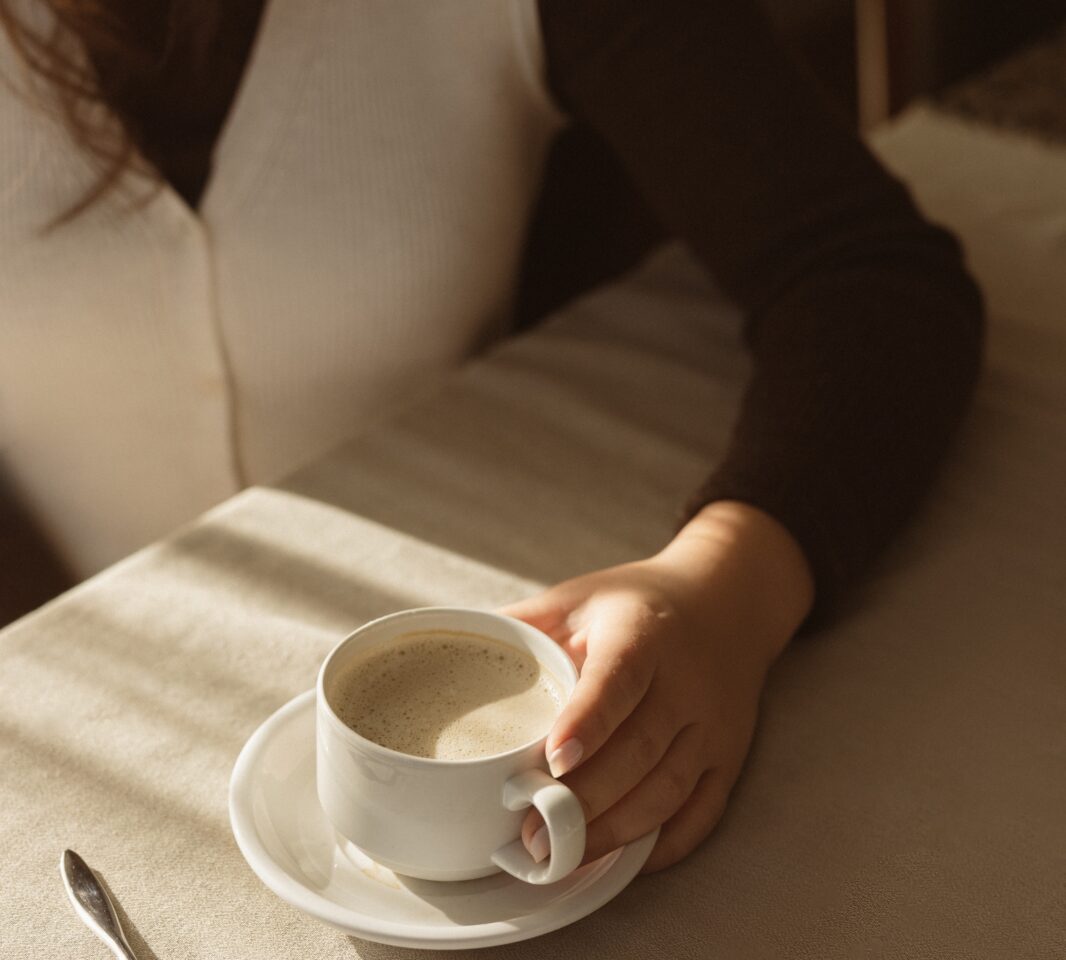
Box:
[0,0,563,576]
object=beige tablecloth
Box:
[2,106,1064,958]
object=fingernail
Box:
[528,824,550,864]
[547,738,583,778]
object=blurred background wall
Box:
[761,0,1065,126]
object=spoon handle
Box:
[60,850,139,960]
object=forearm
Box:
[539,0,984,619]
[685,258,982,619]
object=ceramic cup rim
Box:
[316,606,577,768]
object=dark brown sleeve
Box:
[537,0,984,621]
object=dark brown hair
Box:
[0,0,215,221]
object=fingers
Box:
[522,721,726,869]
[522,694,678,856]
[521,615,661,861]
[580,721,706,863]
[639,770,729,874]
[522,708,701,863]
[496,594,570,643]
[558,692,682,825]
[545,632,654,778]
[497,591,593,669]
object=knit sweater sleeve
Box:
[536,0,984,620]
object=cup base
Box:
[338,837,504,883]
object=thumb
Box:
[544,626,652,778]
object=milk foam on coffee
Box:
[328,630,564,760]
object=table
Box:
[3,103,1064,958]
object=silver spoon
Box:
[60,849,140,960]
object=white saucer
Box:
[229,690,657,950]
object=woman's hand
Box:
[499,500,814,873]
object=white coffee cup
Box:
[316,607,585,884]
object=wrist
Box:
[656,500,815,660]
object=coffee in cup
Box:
[326,629,565,761]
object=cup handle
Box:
[491,768,586,884]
